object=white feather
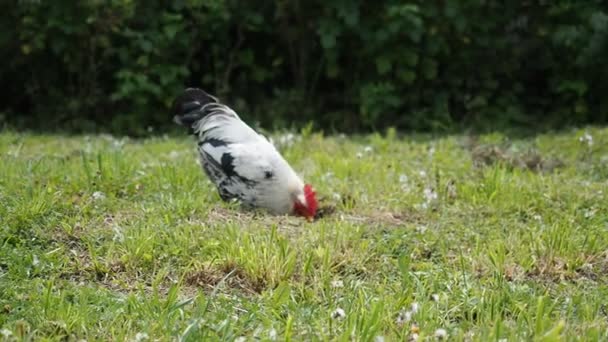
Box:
[194,103,305,214]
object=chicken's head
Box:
[293,184,318,221]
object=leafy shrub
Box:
[1,0,607,134]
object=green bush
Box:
[1,0,607,134]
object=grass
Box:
[0,126,607,341]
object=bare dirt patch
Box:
[463,136,565,173]
[185,261,268,294]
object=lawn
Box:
[0,127,607,341]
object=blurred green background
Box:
[1,0,607,135]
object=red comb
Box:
[304,184,318,216]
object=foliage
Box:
[1,1,608,134]
[1,127,607,340]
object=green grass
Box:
[1,127,607,341]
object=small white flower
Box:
[431,294,440,302]
[408,333,419,341]
[416,225,428,234]
[331,308,346,320]
[32,254,39,267]
[133,332,149,342]
[419,170,427,177]
[434,328,448,340]
[498,339,508,342]
[364,146,373,153]
[332,193,342,201]
[168,151,180,159]
[0,329,13,338]
[92,191,106,200]
[399,174,409,183]
[410,302,420,314]
[113,139,126,149]
[533,214,542,221]
[234,337,246,342]
[276,133,297,147]
[423,188,438,202]
[268,328,277,341]
[374,336,385,342]
[584,208,597,219]
[356,152,364,159]
[579,133,593,146]
[331,280,344,288]
[396,310,412,325]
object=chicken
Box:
[171,88,318,220]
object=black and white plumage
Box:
[172,88,318,219]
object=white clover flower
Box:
[92,191,106,200]
[1,329,13,338]
[416,225,428,234]
[399,174,409,183]
[396,310,412,325]
[410,302,420,314]
[584,208,597,218]
[374,336,385,342]
[331,308,346,320]
[113,139,126,149]
[364,146,373,153]
[331,280,344,288]
[431,294,440,302]
[268,328,277,341]
[579,132,593,146]
[132,332,149,342]
[281,134,292,145]
[434,328,448,340]
[32,255,39,267]
[423,188,438,202]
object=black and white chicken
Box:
[172,88,318,220]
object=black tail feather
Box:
[171,88,219,127]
